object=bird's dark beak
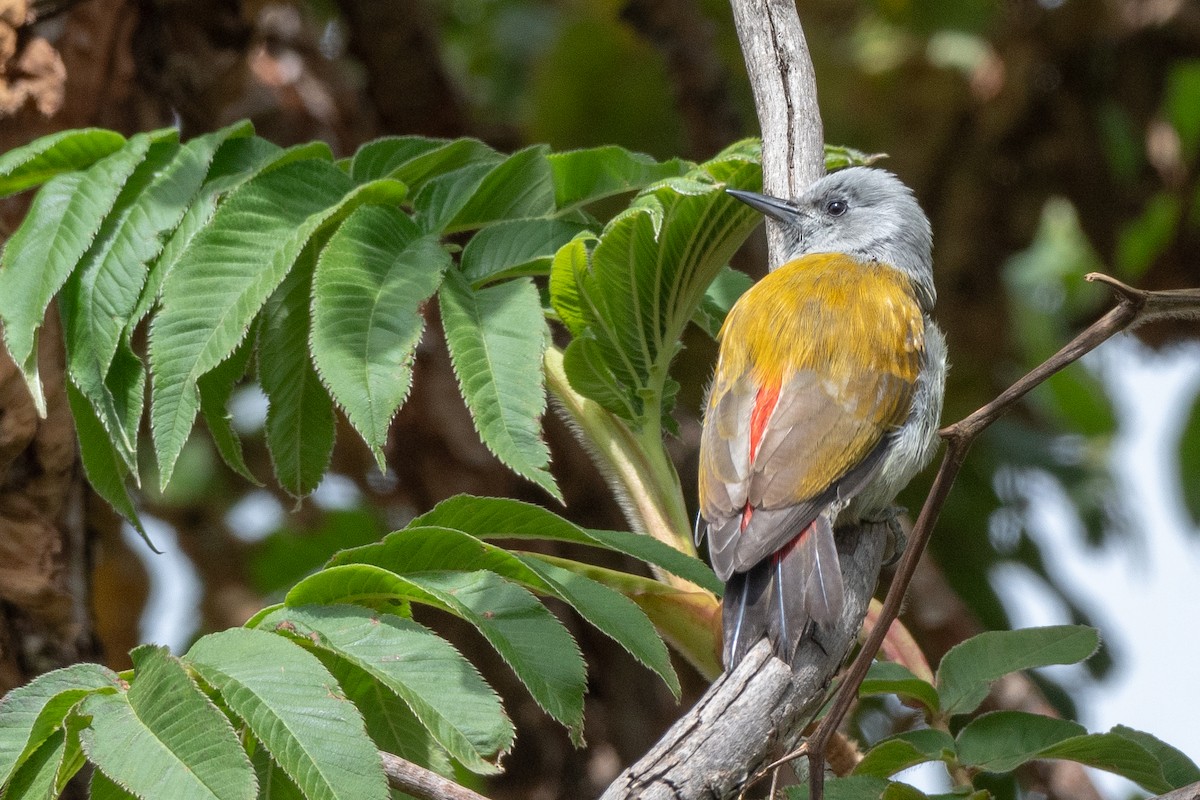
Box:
[725,189,799,224]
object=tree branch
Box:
[729,0,824,267]
[380,752,492,800]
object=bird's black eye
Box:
[826,199,848,217]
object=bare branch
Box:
[1150,780,1200,800]
[729,0,824,267]
[380,752,492,800]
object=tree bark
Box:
[600,521,886,799]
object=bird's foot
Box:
[863,506,907,567]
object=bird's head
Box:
[728,167,935,311]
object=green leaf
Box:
[1177,388,1200,527]
[559,139,762,430]
[4,728,70,800]
[258,250,335,497]
[90,770,141,800]
[1112,724,1200,789]
[446,145,556,232]
[255,605,513,774]
[249,743,306,800]
[0,135,155,415]
[853,729,955,778]
[956,712,1171,793]
[936,626,1100,715]
[860,661,940,713]
[131,132,284,331]
[0,660,121,787]
[198,330,259,484]
[785,775,928,800]
[548,235,593,335]
[320,649,454,778]
[1039,733,1173,794]
[692,265,753,339]
[409,494,722,595]
[0,128,127,197]
[459,218,589,285]
[311,204,449,469]
[78,646,257,800]
[439,271,558,499]
[955,710,1087,770]
[66,380,146,538]
[60,125,248,468]
[348,136,498,190]
[411,161,501,234]
[185,628,388,800]
[150,158,402,487]
[285,565,587,744]
[546,146,689,212]
[331,526,678,697]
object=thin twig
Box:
[380,752,492,800]
[802,276,1200,798]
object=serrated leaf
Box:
[331,526,678,696]
[409,493,722,594]
[66,380,146,538]
[0,135,155,415]
[131,132,284,331]
[853,729,956,778]
[285,565,587,744]
[1112,724,1200,789]
[90,770,141,800]
[311,204,448,469]
[198,330,260,484]
[150,158,403,487]
[78,646,257,800]
[0,663,121,787]
[249,742,307,800]
[460,218,589,285]
[446,145,556,232]
[320,651,455,778]
[560,140,762,430]
[259,250,335,497]
[60,125,248,468]
[255,605,513,774]
[860,661,940,713]
[411,161,500,234]
[0,128,127,198]
[185,628,388,800]
[5,728,69,800]
[348,136,498,191]
[936,626,1100,715]
[546,146,690,212]
[439,271,559,500]
[548,235,593,335]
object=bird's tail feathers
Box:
[722,513,845,668]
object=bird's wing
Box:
[698,254,924,581]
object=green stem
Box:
[544,347,699,591]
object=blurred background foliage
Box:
[1,0,1199,798]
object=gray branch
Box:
[728,0,825,267]
[600,522,886,799]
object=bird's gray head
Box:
[728,167,935,310]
